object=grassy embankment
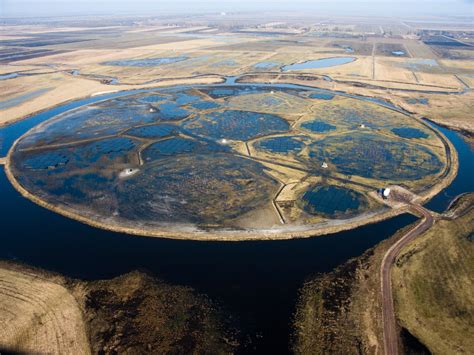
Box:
[393,200,474,354]
[293,194,474,354]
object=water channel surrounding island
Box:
[0,80,472,353]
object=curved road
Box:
[381,204,434,355]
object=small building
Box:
[321,162,328,169]
[380,187,391,199]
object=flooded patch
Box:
[125,124,180,138]
[308,132,442,180]
[405,98,429,105]
[254,61,279,69]
[0,72,19,80]
[184,110,289,140]
[405,59,439,71]
[391,127,429,139]
[281,57,355,71]
[299,185,366,218]
[102,56,188,67]
[256,136,305,153]
[309,93,335,100]
[301,120,336,133]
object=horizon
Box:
[1,0,473,19]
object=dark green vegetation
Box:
[9,84,446,236]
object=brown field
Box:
[0,264,90,354]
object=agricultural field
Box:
[1,19,473,134]
[0,264,90,354]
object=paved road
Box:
[380,204,434,355]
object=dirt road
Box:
[380,204,434,355]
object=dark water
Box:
[424,123,474,212]
[0,85,472,353]
[301,185,363,217]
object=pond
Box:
[0,72,19,80]
[254,61,280,69]
[281,57,356,71]
[300,185,366,218]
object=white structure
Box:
[119,168,139,178]
[321,162,328,169]
[382,188,391,198]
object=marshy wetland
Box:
[6,83,450,239]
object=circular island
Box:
[6,83,452,240]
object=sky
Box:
[0,0,473,18]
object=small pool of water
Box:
[0,72,19,80]
[391,127,429,139]
[405,98,429,105]
[301,120,336,133]
[309,92,335,100]
[102,56,188,67]
[254,61,280,69]
[256,136,305,153]
[281,57,356,71]
[300,185,364,217]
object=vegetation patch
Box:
[393,197,474,354]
